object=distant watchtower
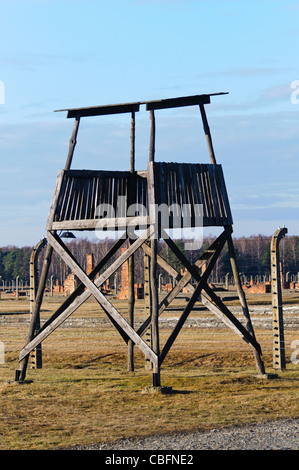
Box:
[17,93,266,386]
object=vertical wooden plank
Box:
[112,176,118,219]
[96,172,103,217]
[84,177,91,220]
[200,164,212,225]
[81,177,89,220]
[207,165,220,225]
[183,164,193,225]
[64,176,75,220]
[177,164,185,228]
[196,164,208,225]
[106,175,113,218]
[213,165,226,223]
[204,165,215,224]
[217,165,233,225]
[89,176,96,219]
[58,174,70,221]
[94,175,100,219]
[78,178,85,219]
[170,164,178,225]
[187,164,199,226]
[70,178,79,220]
[118,176,124,218]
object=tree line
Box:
[1,234,299,285]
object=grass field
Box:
[0,293,299,450]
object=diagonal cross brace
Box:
[37,236,128,340]
[138,229,228,337]
[19,227,158,366]
[140,232,256,346]
[158,229,229,364]
[163,230,262,355]
[48,230,158,365]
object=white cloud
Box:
[260,84,293,101]
[0,51,90,72]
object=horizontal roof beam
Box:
[56,102,141,118]
[55,93,228,118]
[145,94,212,110]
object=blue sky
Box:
[0,0,299,246]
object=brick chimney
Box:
[86,253,94,275]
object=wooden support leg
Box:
[127,247,135,372]
[128,112,136,372]
[29,238,47,370]
[143,253,152,369]
[151,237,160,387]
[226,231,266,375]
[17,242,53,381]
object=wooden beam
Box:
[127,112,136,372]
[55,93,228,118]
[55,102,140,118]
[51,216,149,231]
[146,94,211,110]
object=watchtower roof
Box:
[55,92,228,118]
[48,93,232,232]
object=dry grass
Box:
[0,295,299,450]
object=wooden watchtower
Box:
[16,93,266,386]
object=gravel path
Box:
[79,418,299,450]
